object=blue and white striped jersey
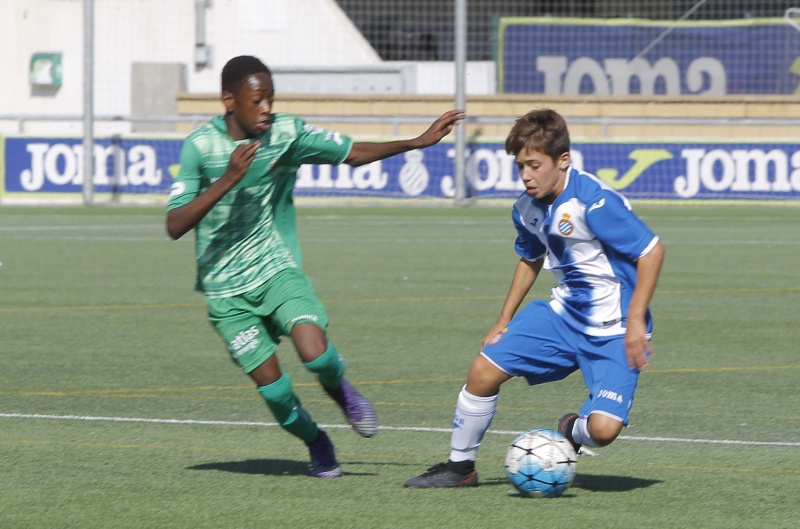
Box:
[512,166,660,337]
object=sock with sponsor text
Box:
[448,386,497,463]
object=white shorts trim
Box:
[479,351,515,377]
[587,409,625,425]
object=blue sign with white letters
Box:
[498,18,800,95]
[2,136,800,201]
[3,137,175,195]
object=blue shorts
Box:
[481,300,639,424]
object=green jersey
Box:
[168,113,353,298]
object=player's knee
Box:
[303,343,344,380]
[587,415,624,446]
[291,322,328,361]
[465,356,507,397]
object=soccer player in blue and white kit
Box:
[405,108,665,488]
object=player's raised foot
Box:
[557,412,583,454]
[324,379,378,438]
[403,462,478,488]
[307,430,342,478]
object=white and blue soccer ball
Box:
[505,428,578,498]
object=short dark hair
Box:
[221,55,272,93]
[504,108,570,160]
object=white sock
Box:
[448,386,498,462]
[571,416,601,448]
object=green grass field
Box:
[1,204,798,529]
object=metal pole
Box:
[82,0,94,205]
[195,0,212,70]
[454,0,467,205]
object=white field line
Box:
[2,412,798,447]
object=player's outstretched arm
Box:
[481,257,543,347]
[344,109,465,167]
[625,240,665,370]
[166,142,259,240]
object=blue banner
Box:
[3,136,800,200]
[2,137,176,195]
[498,18,800,95]
[570,142,800,200]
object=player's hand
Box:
[224,141,260,184]
[481,321,508,349]
[416,109,465,148]
[624,318,652,371]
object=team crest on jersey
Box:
[489,328,508,345]
[558,213,574,236]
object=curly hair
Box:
[221,55,272,93]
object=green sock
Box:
[257,373,318,444]
[303,343,345,389]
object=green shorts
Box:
[206,267,329,373]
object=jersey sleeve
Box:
[512,205,547,261]
[167,138,203,210]
[288,121,354,166]
[585,190,657,261]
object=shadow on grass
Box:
[478,474,661,494]
[573,473,662,492]
[470,476,513,487]
[187,458,376,477]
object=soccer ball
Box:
[505,428,578,498]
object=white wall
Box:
[0,1,87,129]
[0,0,494,135]
[410,61,496,95]
[0,0,381,134]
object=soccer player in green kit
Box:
[166,55,464,478]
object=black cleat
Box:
[557,412,582,454]
[403,462,478,488]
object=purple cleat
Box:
[307,430,341,478]
[324,379,378,438]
